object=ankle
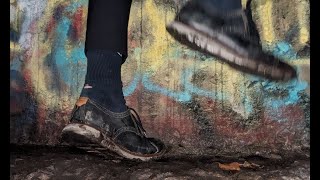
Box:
[82,50,127,112]
[80,83,127,113]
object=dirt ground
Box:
[10,144,309,180]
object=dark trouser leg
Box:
[62,0,166,159]
[85,0,132,60]
[206,0,242,11]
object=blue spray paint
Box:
[65,0,88,13]
[142,73,191,102]
[52,2,87,86]
[10,57,22,72]
[273,41,297,60]
[123,74,140,96]
[263,79,308,109]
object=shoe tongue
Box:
[120,113,137,128]
[119,112,146,136]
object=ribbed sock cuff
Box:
[85,50,122,86]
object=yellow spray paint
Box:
[10,42,21,54]
[140,1,175,72]
[241,0,247,8]
[297,0,309,45]
[256,0,275,44]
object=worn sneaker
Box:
[166,0,296,81]
[61,97,166,161]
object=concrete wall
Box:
[10,0,310,156]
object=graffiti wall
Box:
[10,0,310,156]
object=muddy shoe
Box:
[61,97,166,161]
[166,0,296,81]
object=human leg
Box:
[61,0,166,161]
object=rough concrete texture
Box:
[10,145,310,180]
[10,0,310,157]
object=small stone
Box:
[269,154,282,160]
[112,160,121,163]
[46,165,55,171]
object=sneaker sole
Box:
[166,21,296,81]
[61,123,167,161]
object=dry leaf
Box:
[218,162,241,171]
[240,161,262,169]
[241,161,252,168]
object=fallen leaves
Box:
[241,161,262,169]
[218,162,241,171]
[217,161,263,172]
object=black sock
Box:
[81,50,127,113]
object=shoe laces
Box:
[129,107,147,137]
